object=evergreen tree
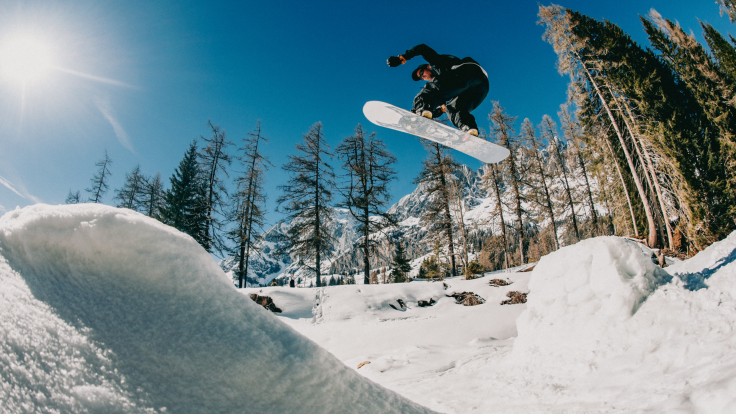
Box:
[717,0,736,22]
[539,5,659,247]
[644,11,736,240]
[65,190,81,204]
[520,118,559,251]
[86,150,112,203]
[142,173,166,221]
[389,239,412,283]
[162,141,208,247]
[482,162,510,269]
[702,22,736,81]
[559,104,600,236]
[229,123,270,289]
[416,142,460,276]
[447,169,472,278]
[114,165,147,211]
[490,102,528,264]
[536,5,736,249]
[277,122,336,288]
[540,115,581,243]
[198,121,233,254]
[336,125,397,284]
[579,116,626,237]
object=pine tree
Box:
[520,118,559,251]
[483,163,510,269]
[277,122,336,288]
[336,125,397,284]
[702,22,736,81]
[389,240,412,283]
[198,121,233,254]
[229,123,270,288]
[538,4,736,249]
[162,141,208,247]
[65,190,81,204]
[539,5,661,247]
[114,165,147,211]
[566,11,684,247]
[447,174,471,278]
[86,150,112,203]
[142,173,166,221]
[559,104,600,236]
[539,115,581,243]
[490,102,528,264]
[538,5,712,248]
[717,0,736,22]
[584,118,639,239]
[642,11,736,246]
[416,142,460,276]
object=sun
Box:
[0,34,56,86]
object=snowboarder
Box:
[387,44,489,137]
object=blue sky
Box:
[0,0,732,227]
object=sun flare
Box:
[0,34,56,86]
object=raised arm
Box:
[387,44,441,67]
[401,44,440,63]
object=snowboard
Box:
[362,100,510,164]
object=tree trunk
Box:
[489,165,510,269]
[580,61,658,247]
[529,143,560,249]
[552,136,581,241]
[618,96,674,249]
[598,122,639,236]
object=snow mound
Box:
[0,204,427,413]
[511,234,736,413]
[514,236,670,370]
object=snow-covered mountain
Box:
[234,207,361,286]
[239,165,499,286]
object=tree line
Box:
[67,2,736,286]
[538,2,736,252]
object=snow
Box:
[513,236,672,373]
[1,204,735,413]
[0,204,427,413]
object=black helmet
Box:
[412,64,430,81]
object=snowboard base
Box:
[362,101,509,164]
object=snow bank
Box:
[514,236,670,369]
[0,204,427,413]
[512,235,736,412]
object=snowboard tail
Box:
[362,100,510,164]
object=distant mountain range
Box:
[225,164,505,286]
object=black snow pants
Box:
[413,62,489,131]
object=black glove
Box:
[387,55,404,67]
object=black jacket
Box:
[403,44,488,117]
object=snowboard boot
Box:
[461,125,479,137]
[419,110,433,119]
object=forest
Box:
[67,2,736,287]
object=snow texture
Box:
[0,204,428,413]
[258,233,736,413]
[2,203,735,413]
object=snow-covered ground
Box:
[1,204,735,413]
[0,204,427,413]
